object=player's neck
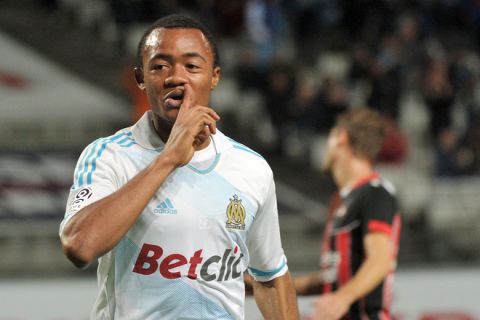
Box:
[152,116,172,143]
[334,156,374,191]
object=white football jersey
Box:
[60,111,288,320]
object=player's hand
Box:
[309,292,351,320]
[163,83,220,167]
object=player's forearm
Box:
[294,272,323,296]
[335,251,392,305]
[61,154,177,268]
[253,272,299,320]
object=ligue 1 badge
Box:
[69,187,93,213]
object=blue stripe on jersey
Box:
[116,133,133,145]
[232,144,264,159]
[85,132,128,185]
[74,138,100,187]
[75,132,130,187]
[248,257,286,278]
[77,139,104,187]
[116,134,136,147]
[165,198,174,208]
[187,153,221,174]
[118,140,137,148]
[227,138,264,159]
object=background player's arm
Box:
[61,84,219,268]
[252,271,299,320]
[294,271,323,295]
[312,232,392,319]
[336,232,392,302]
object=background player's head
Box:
[134,14,221,129]
[323,107,386,171]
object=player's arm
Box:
[294,271,323,296]
[61,84,219,268]
[337,232,392,301]
[61,155,176,268]
[312,232,392,319]
[252,271,299,320]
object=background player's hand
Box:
[163,83,220,167]
[310,292,351,320]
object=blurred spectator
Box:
[262,60,296,153]
[367,34,402,120]
[35,0,480,173]
[288,71,319,133]
[463,114,480,173]
[341,0,397,44]
[422,57,455,141]
[234,48,264,92]
[435,128,476,177]
[397,13,425,90]
[214,0,245,37]
[245,0,287,69]
[285,0,342,63]
[349,43,374,83]
[315,78,349,133]
[451,49,480,117]
[377,116,408,164]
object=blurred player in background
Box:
[59,14,298,320]
[295,108,401,320]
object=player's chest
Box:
[331,197,361,232]
[138,168,258,235]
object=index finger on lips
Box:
[181,83,195,110]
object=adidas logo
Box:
[153,198,178,215]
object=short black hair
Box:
[136,13,220,68]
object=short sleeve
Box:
[246,174,288,282]
[59,139,119,236]
[361,186,396,236]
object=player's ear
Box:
[134,67,145,90]
[337,127,349,146]
[211,66,221,90]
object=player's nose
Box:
[164,64,187,87]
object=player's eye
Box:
[151,64,168,71]
[186,63,200,70]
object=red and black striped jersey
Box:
[321,172,401,320]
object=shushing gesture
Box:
[163,83,220,167]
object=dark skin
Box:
[61,27,298,319]
[61,27,221,269]
[135,27,221,154]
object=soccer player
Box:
[294,108,401,320]
[59,14,298,320]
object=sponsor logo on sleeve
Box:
[68,187,93,214]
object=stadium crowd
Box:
[35,0,480,177]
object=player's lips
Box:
[164,88,184,109]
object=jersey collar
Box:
[131,111,165,150]
[340,172,380,197]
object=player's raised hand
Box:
[163,83,220,167]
